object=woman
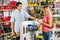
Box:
[38,6,53,40]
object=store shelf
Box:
[54,8,60,9]
[0,9,13,11]
[0,32,11,36]
[28,4,40,7]
[53,15,60,17]
[0,21,10,23]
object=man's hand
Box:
[11,22,15,36]
[29,16,37,20]
[11,31,15,36]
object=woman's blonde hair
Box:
[43,5,52,15]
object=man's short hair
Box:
[16,2,22,7]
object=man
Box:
[10,2,38,40]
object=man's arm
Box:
[24,11,37,20]
[11,22,14,32]
[11,22,15,36]
[29,16,37,20]
[10,12,15,36]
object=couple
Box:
[10,2,53,40]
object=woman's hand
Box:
[37,19,43,23]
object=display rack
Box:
[27,0,55,19]
[0,0,17,40]
[0,21,11,40]
[50,15,60,40]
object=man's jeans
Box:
[43,31,51,40]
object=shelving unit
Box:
[0,21,11,40]
[0,31,11,40]
[0,0,16,40]
[27,0,55,19]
